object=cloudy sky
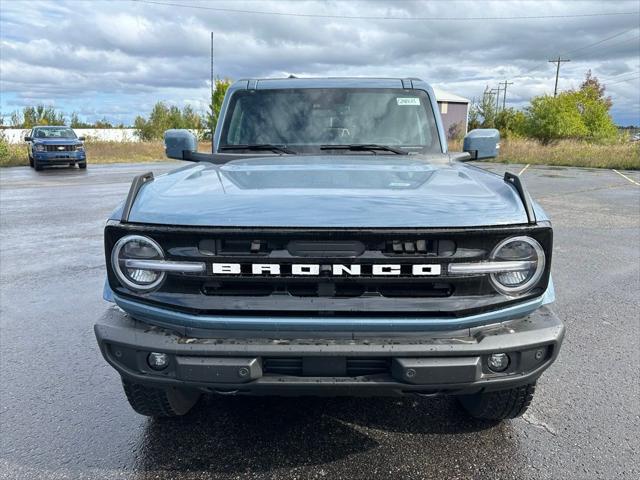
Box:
[1,0,639,126]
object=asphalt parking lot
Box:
[1,160,639,480]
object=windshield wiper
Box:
[320,144,408,155]
[219,144,296,154]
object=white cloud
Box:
[1,0,638,125]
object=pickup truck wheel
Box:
[34,161,43,171]
[121,379,200,417]
[457,382,536,420]
[29,155,34,168]
[79,162,87,169]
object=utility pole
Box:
[491,86,502,111]
[501,81,514,109]
[548,57,570,96]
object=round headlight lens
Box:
[112,235,165,291]
[490,236,545,295]
[34,144,45,152]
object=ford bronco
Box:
[95,77,564,420]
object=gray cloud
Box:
[1,0,638,125]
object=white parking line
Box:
[612,169,640,186]
[518,164,530,176]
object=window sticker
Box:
[397,97,421,106]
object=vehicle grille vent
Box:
[387,239,456,256]
[262,357,390,376]
[44,145,75,152]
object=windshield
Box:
[33,127,77,139]
[220,88,442,153]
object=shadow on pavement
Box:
[135,395,503,475]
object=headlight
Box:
[489,236,545,295]
[34,144,45,152]
[111,235,166,291]
[75,144,84,151]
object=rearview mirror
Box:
[463,129,500,160]
[24,136,32,142]
[78,136,86,141]
[164,129,198,160]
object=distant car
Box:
[24,126,86,171]
[631,133,640,142]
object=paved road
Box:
[1,161,639,480]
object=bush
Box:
[0,136,26,167]
[524,74,617,144]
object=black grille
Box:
[106,223,553,317]
[202,280,453,298]
[45,144,75,152]
[263,357,390,376]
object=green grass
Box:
[450,138,640,170]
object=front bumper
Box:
[95,306,564,396]
[34,151,85,164]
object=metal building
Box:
[432,87,470,139]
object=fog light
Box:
[147,352,169,370]
[488,353,510,372]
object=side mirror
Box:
[78,136,86,141]
[24,136,32,142]
[164,129,198,160]
[463,129,500,160]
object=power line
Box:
[604,72,640,86]
[570,33,640,60]
[559,27,638,56]
[549,57,571,96]
[131,0,639,21]
[514,28,638,79]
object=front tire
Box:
[29,155,34,168]
[79,162,87,169]
[122,378,201,417]
[34,160,43,171]
[457,382,536,420]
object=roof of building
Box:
[431,87,470,104]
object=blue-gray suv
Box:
[25,126,87,170]
[95,77,564,421]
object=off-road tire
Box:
[29,155,34,168]
[34,161,43,171]
[79,162,87,169]
[457,382,536,420]
[122,378,200,418]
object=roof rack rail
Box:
[121,172,154,222]
[504,172,536,224]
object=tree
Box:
[207,77,232,133]
[468,87,498,130]
[70,112,92,128]
[134,102,206,141]
[525,93,588,144]
[495,108,527,139]
[524,71,617,144]
[94,117,113,128]
[9,105,65,128]
[581,69,612,110]
[23,105,65,127]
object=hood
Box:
[123,155,531,228]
